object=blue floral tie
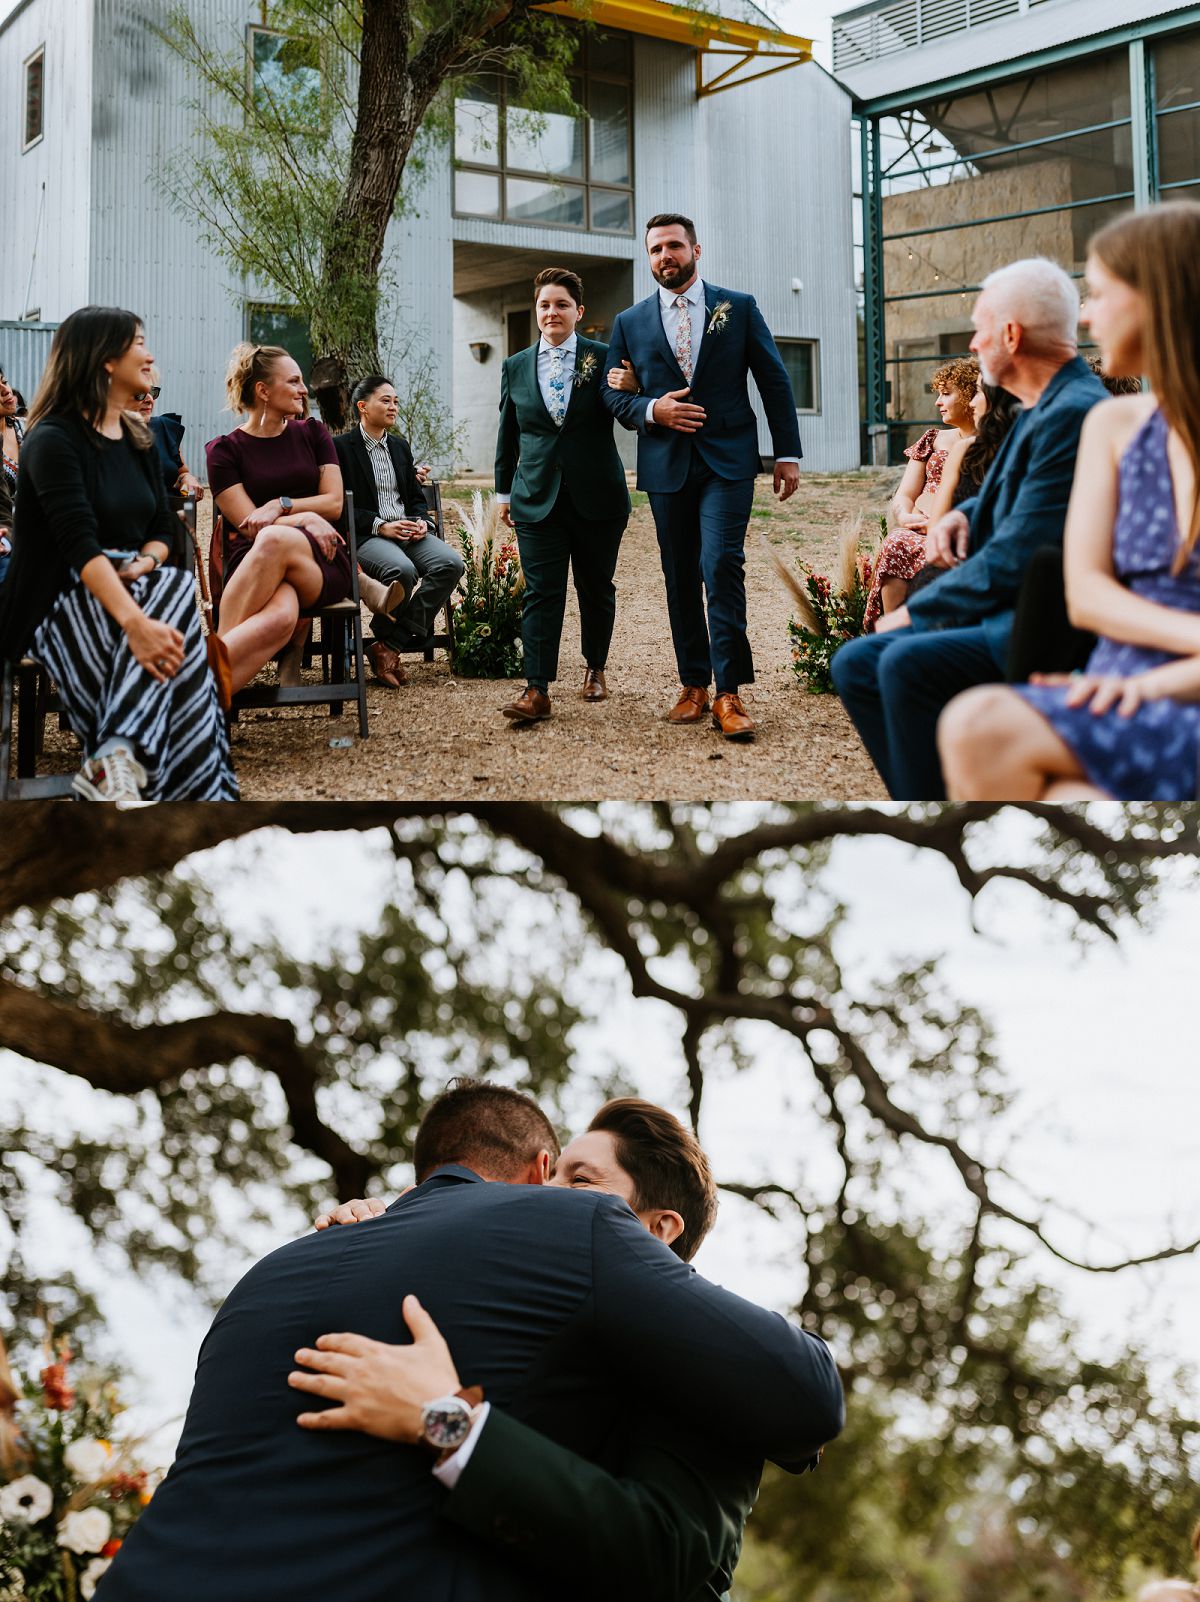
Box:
[547,344,568,427]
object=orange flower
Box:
[101,1539,123,1558]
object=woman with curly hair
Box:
[864,357,980,630]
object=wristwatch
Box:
[420,1386,484,1455]
[279,495,294,513]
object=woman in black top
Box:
[0,306,237,803]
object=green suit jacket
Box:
[494,336,632,525]
[442,1406,762,1602]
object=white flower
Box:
[80,1558,112,1600]
[65,1437,112,1483]
[58,1505,112,1554]
[0,1475,53,1522]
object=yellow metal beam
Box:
[535,0,813,69]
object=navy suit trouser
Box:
[515,483,626,691]
[831,623,1003,800]
[648,452,755,695]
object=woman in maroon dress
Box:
[206,344,349,691]
[864,357,979,631]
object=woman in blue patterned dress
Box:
[938,202,1200,801]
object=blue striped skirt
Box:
[31,567,239,800]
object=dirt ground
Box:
[32,471,896,800]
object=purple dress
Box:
[205,417,350,608]
[1017,407,1200,799]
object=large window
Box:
[1155,29,1200,201]
[23,47,44,151]
[869,50,1132,456]
[777,338,821,413]
[454,31,633,234]
[245,303,315,389]
[249,28,322,128]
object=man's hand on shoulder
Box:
[313,1196,387,1230]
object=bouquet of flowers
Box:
[449,491,525,680]
[768,517,879,695]
[0,1330,155,1601]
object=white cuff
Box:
[495,493,511,505]
[775,457,801,465]
[645,398,658,425]
[432,1400,491,1489]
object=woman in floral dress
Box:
[864,357,980,630]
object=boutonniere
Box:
[572,350,598,387]
[706,300,733,336]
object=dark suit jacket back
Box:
[102,1167,842,1602]
[334,425,432,543]
[600,285,803,494]
[907,355,1107,661]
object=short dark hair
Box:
[413,1078,560,1184]
[351,373,393,409]
[533,267,584,306]
[587,1099,717,1261]
[644,213,697,245]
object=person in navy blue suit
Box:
[831,257,1107,800]
[601,214,803,741]
[101,1082,842,1602]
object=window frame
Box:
[23,45,45,153]
[246,25,325,134]
[453,33,635,236]
[776,336,822,416]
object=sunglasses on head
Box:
[134,386,162,401]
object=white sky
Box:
[2,821,1198,1468]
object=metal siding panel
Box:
[0,0,93,320]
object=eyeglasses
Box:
[134,386,161,402]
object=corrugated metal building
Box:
[0,0,859,475]
[832,0,1200,461]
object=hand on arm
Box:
[924,509,971,569]
[79,554,184,684]
[607,360,640,394]
[891,457,929,530]
[651,389,706,433]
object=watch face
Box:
[422,1397,473,1450]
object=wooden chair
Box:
[0,497,199,799]
[211,488,369,739]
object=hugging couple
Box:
[100,1081,843,1602]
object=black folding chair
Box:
[211,489,369,739]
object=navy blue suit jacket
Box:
[907,355,1107,662]
[601,284,803,493]
[103,1167,843,1602]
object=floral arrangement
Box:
[572,351,598,388]
[706,300,733,336]
[0,1331,155,1601]
[767,517,879,695]
[449,491,525,680]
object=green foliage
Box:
[786,529,877,694]
[449,493,525,679]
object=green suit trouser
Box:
[515,481,626,691]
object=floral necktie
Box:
[674,296,694,383]
[547,344,568,426]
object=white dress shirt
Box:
[496,333,578,507]
[431,1400,491,1489]
[644,276,800,465]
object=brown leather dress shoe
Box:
[667,685,710,724]
[367,640,408,688]
[581,668,608,701]
[711,692,756,740]
[502,685,552,722]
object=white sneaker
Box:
[72,745,152,807]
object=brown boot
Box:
[502,685,552,723]
[711,692,756,741]
[667,685,709,724]
[367,640,408,688]
[358,569,407,619]
[581,668,608,701]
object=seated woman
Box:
[206,344,348,692]
[0,369,21,583]
[939,201,1200,801]
[133,372,204,499]
[863,357,980,630]
[0,306,237,803]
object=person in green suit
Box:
[496,267,633,724]
[294,1100,840,1600]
